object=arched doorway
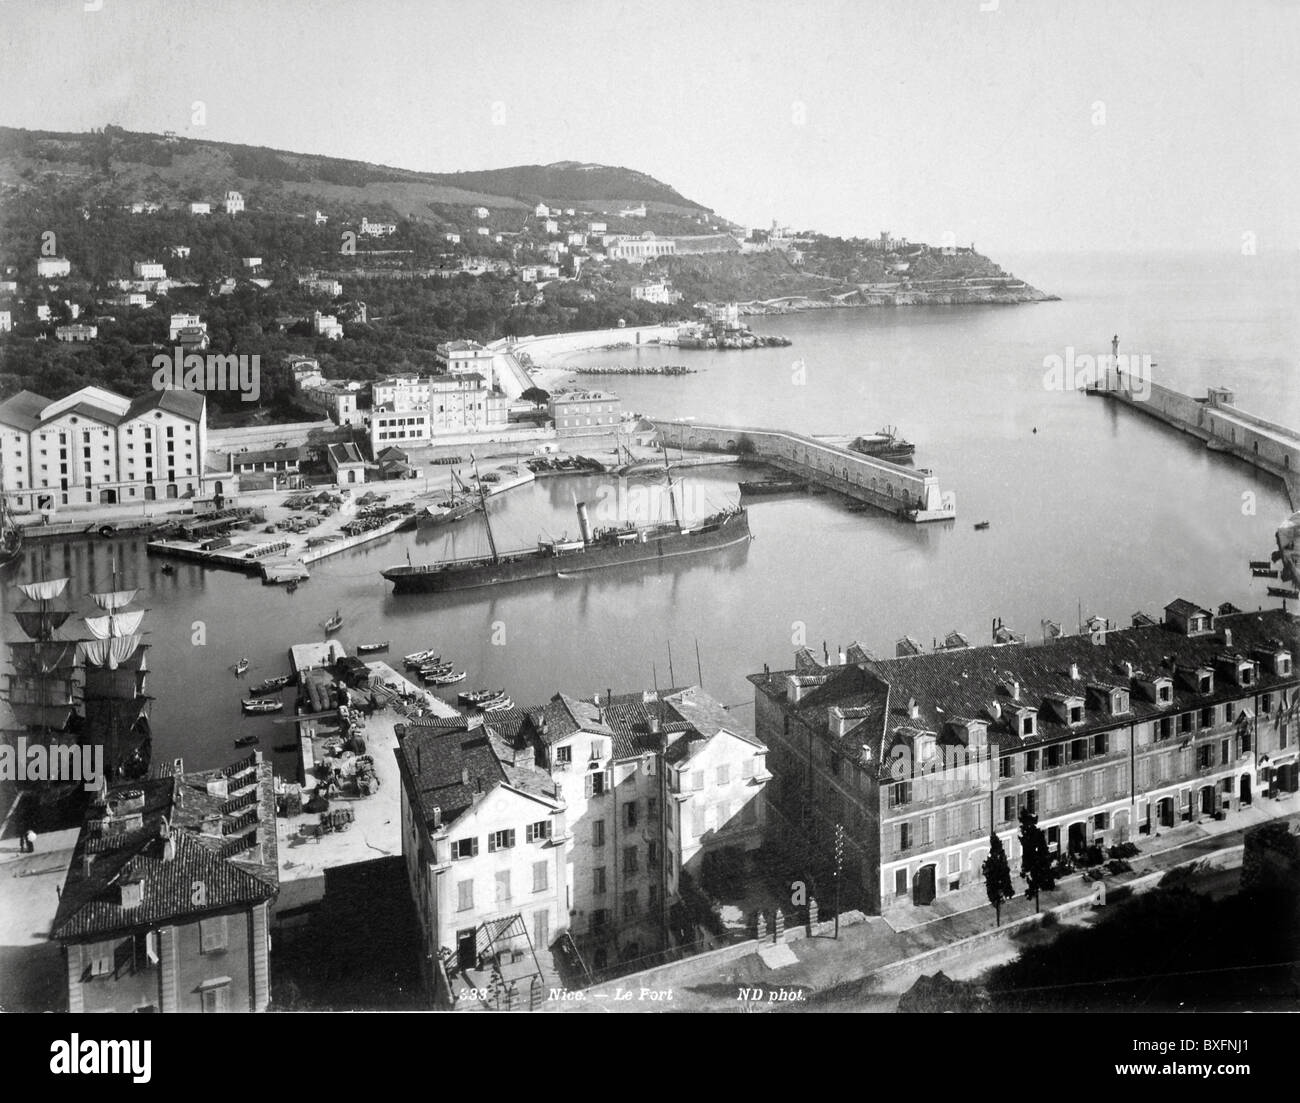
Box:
[98,489,117,505]
[165,484,178,499]
[1157,796,1176,828]
[912,864,937,905]
[214,481,223,496]
[143,486,156,501]
[1067,821,1087,855]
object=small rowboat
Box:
[235,658,250,676]
[430,670,467,686]
[242,698,284,715]
[458,688,505,706]
[235,735,260,747]
[404,650,439,668]
[1252,567,1278,578]
[249,674,293,695]
[160,563,176,576]
[1267,586,1299,599]
[356,641,390,653]
[974,521,990,531]
[482,697,514,713]
[421,662,454,676]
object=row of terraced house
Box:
[750,598,1300,918]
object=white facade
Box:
[369,374,509,451]
[473,206,489,219]
[188,202,211,216]
[298,277,343,298]
[313,311,344,340]
[133,261,167,279]
[169,245,191,258]
[36,257,71,279]
[169,313,205,342]
[0,310,11,333]
[0,385,211,511]
[223,190,245,215]
[55,324,98,343]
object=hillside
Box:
[0,128,714,224]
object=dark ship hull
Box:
[384,510,751,594]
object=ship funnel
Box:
[576,501,593,544]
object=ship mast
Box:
[470,455,500,565]
[661,442,681,529]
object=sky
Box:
[1,0,1297,254]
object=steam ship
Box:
[382,452,750,594]
[849,426,916,463]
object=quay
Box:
[652,420,957,521]
[274,644,460,927]
[1086,371,1300,507]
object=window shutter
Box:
[471,837,479,857]
[605,768,613,791]
[584,773,593,799]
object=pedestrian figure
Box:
[25,828,36,854]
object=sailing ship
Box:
[849,426,916,463]
[3,572,153,803]
[382,450,750,594]
[0,454,23,569]
[417,469,479,528]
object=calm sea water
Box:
[4,251,1297,771]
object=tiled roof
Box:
[751,608,1300,780]
[126,387,205,421]
[395,722,557,831]
[0,390,52,431]
[51,754,278,942]
[1166,598,1210,618]
[327,442,365,465]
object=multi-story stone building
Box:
[395,715,568,1008]
[368,372,509,451]
[396,685,768,1002]
[51,752,278,1013]
[0,384,212,510]
[548,389,620,436]
[750,600,1300,919]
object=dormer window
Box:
[1199,674,1212,694]
[1238,663,1254,687]
[1157,682,1172,704]
[1111,690,1130,714]
[1020,711,1036,737]
[1068,705,1083,725]
[1279,653,1292,676]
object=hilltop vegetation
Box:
[0,127,1049,421]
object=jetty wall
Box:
[1089,370,1300,507]
[652,420,956,521]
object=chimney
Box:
[907,697,919,720]
[1069,662,1080,682]
[1222,627,1233,648]
[838,647,847,666]
[431,805,442,829]
[1123,661,1134,678]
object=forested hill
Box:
[0,128,714,220]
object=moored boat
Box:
[235,735,260,747]
[849,426,916,463]
[431,670,467,685]
[249,674,294,695]
[404,649,439,667]
[242,698,284,714]
[458,688,505,706]
[1267,585,1299,599]
[482,697,514,713]
[738,478,808,496]
[356,641,390,653]
[383,450,750,595]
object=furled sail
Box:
[18,578,69,602]
[78,633,144,669]
[13,609,73,638]
[90,589,139,613]
[83,610,146,640]
[7,641,77,676]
